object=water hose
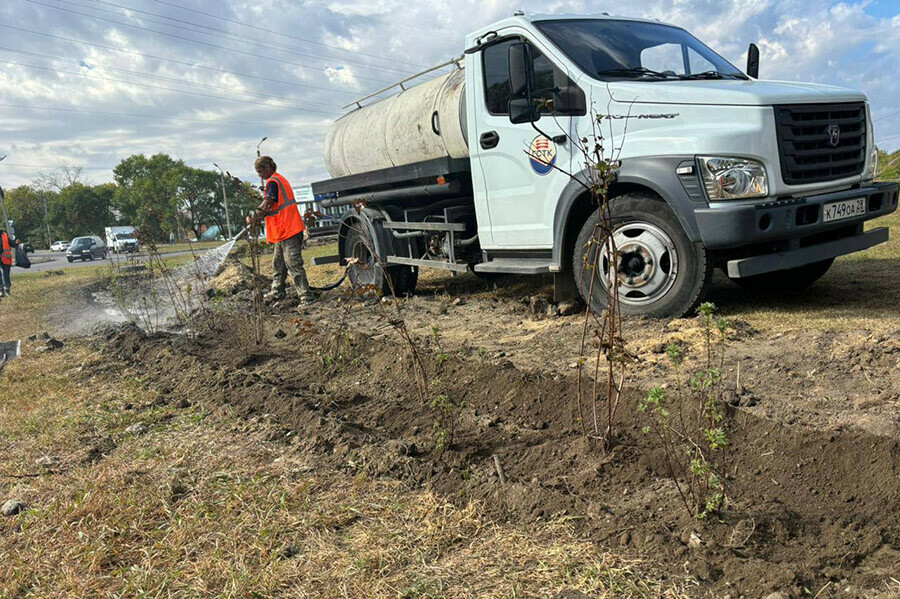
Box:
[231,224,353,292]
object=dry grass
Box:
[0,257,692,598]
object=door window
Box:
[482,39,582,116]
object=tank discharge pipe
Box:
[320,180,462,209]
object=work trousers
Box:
[0,263,10,292]
[271,232,312,298]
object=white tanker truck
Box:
[312,12,898,317]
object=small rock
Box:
[176,399,191,409]
[528,295,549,315]
[478,415,499,428]
[125,423,149,435]
[688,531,703,550]
[557,299,582,316]
[452,297,464,306]
[764,593,789,599]
[36,456,59,469]
[2,499,25,517]
[46,338,64,350]
[274,329,287,339]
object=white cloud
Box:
[0,0,896,189]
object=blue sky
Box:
[0,0,898,188]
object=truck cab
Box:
[313,13,898,317]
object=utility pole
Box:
[213,163,232,238]
[0,155,11,238]
[42,190,51,247]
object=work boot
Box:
[0,289,5,298]
[298,292,317,306]
[264,289,285,303]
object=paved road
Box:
[20,250,206,273]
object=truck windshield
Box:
[534,19,746,81]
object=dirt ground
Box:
[6,228,898,598]
[47,243,894,599]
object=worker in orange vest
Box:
[250,156,315,305]
[0,229,16,297]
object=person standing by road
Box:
[249,156,314,305]
[0,229,17,297]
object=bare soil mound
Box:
[94,316,900,599]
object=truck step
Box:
[474,259,553,275]
[382,221,466,232]
[386,255,470,273]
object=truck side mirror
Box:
[747,43,759,79]
[508,42,535,98]
[509,97,541,124]
[508,42,540,124]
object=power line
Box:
[25,0,413,82]
[84,0,426,69]
[296,0,458,41]
[2,163,116,170]
[59,0,416,77]
[0,46,344,109]
[2,58,342,115]
[0,103,332,128]
[0,23,382,95]
[874,109,900,123]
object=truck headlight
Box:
[698,156,768,200]
[866,145,878,180]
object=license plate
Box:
[823,198,866,223]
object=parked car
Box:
[66,236,108,262]
[50,240,70,252]
[20,242,34,254]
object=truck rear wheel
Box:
[344,223,412,296]
[572,194,712,318]
[729,258,833,294]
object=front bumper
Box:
[693,181,899,278]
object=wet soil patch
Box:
[94,320,900,599]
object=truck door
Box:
[471,36,583,249]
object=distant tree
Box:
[166,166,220,241]
[50,183,115,239]
[34,164,86,192]
[227,175,263,232]
[4,185,53,247]
[113,153,183,241]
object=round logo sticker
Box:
[528,135,557,176]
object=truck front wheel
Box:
[572,194,712,318]
[729,258,833,295]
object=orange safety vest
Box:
[263,172,306,244]
[0,233,12,266]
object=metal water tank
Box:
[324,64,468,178]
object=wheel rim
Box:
[597,221,679,307]
[349,233,377,285]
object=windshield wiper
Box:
[679,70,745,80]
[597,67,676,80]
